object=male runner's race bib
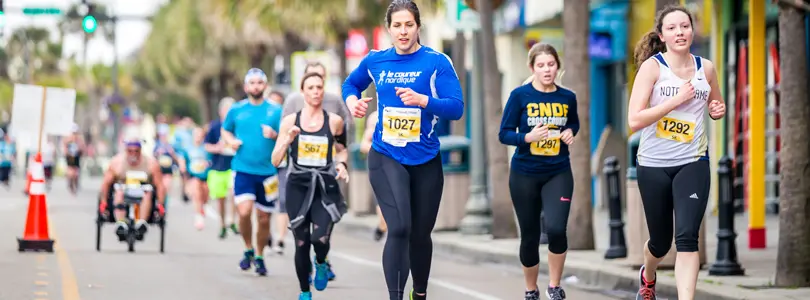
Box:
[530,129,562,156]
[190,160,207,174]
[263,175,279,202]
[382,107,421,147]
[158,155,173,167]
[656,111,696,144]
[297,135,329,167]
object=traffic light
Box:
[82,3,97,33]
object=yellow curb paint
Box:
[48,220,81,300]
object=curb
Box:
[339,217,742,300]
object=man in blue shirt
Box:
[205,97,240,239]
[222,68,283,276]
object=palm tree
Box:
[469,0,515,238]
[562,0,594,250]
[774,1,810,287]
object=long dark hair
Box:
[633,5,694,68]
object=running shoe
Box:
[254,256,267,276]
[545,286,566,300]
[636,265,658,300]
[298,291,312,300]
[525,289,540,300]
[239,249,254,271]
[313,260,329,291]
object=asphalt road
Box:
[0,176,628,300]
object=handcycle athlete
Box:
[99,139,166,244]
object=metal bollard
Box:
[604,156,627,259]
[708,156,745,276]
[539,212,548,245]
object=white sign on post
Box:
[10,84,77,149]
[446,0,480,31]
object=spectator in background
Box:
[267,90,285,106]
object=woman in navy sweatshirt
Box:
[341,1,464,299]
[498,43,579,300]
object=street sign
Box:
[22,7,62,15]
[446,0,480,31]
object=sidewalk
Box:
[340,209,810,300]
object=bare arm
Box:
[360,113,376,154]
[220,128,237,145]
[271,115,296,167]
[100,155,119,203]
[149,158,166,204]
[705,60,724,119]
[332,116,349,164]
[627,59,689,132]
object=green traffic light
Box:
[82,15,97,33]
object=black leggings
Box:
[285,176,335,292]
[368,148,443,300]
[637,160,710,257]
[509,169,574,267]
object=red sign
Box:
[345,29,368,59]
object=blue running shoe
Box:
[313,261,330,291]
[298,291,312,300]
[254,257,267,276]
[239,249,254,271]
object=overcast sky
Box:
[2,0,164,65]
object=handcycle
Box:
[96,180,166,253]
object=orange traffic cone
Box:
[17,152,54,252]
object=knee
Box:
[519,236,541,267]
[674,228,700,253]
[113,190,124,203]
[386,222,411,240]
[257,213,271,226]
[310,234,330,247]
[647,236,673,258]
[546,225,568,254]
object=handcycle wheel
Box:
[159,219,165,253]
[95,219,102,252]
[95,196,104,252]
[127,233,135,252]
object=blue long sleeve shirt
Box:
[342,46,464,165]
[499,84,580,176]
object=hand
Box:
[524,124,549,143]
[335,162,349,182]
[156,203,166,216]
[676,82,696,104]
[561,129,575,145]
[395,87,428,107]
[229,139,243,151]
[285,126,301,144]
[349,97,373,118]
[708,100,725,119]
[262,125,278,139]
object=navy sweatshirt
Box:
[498,83,580,176]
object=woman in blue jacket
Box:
[341,1,464,299]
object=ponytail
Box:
[633,31,667,69]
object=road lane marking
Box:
[328,251,503,300]
[48,220,81,300]
[34,291,48,296]
[34,280,48,286]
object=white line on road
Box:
[328,251,503,300]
